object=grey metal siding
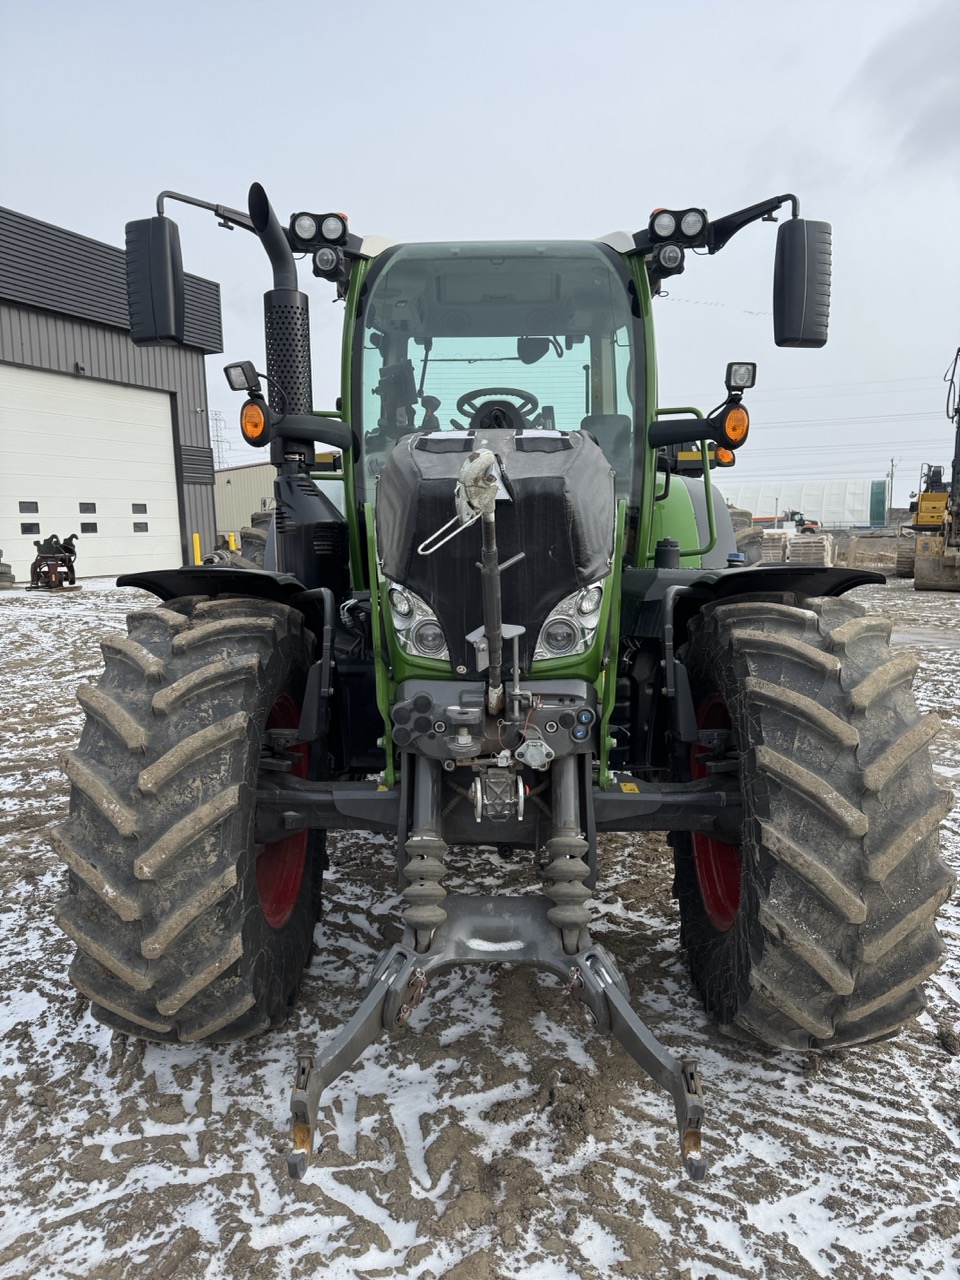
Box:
[181,445,215,485]
[0,206,222,353]
[182,483,216,561]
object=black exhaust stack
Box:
[247,183,349,593]
[248,183,314,465]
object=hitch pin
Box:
[397,967,427,1024]
[561,965,583,1000]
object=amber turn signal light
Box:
[718,404,749,448]
[240,399,269,446]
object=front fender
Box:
[117,565,309,604]
[621,563,885,641]
[704,563,885,602]
[116,565,334,634]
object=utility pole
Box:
[887,456,896,523]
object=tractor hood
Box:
[376,428,616,676]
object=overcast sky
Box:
[3,0,958,504]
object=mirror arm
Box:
[706,193,799,255]
[272,413,354,454]
[156,190,256,234]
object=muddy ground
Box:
[0,576,958,1279]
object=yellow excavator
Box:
[911,348,960,590]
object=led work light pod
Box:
[313,245,342,275]
[680,209,706,238]
[656,243,684,272]
[320,214,347,243]
[725,362,757,392]
[224,361,262,394]
[290,211,348,250]
[291,213,319,244]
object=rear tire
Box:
[53,595,323,1043]
[671,594,954,1049]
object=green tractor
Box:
[53,186,954,1181]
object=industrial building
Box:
[214,461,274,540]
[214,458,345,542]
[0,207,222,583]
[717,479,889,528]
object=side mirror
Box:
[773,218,831,348]
[124,216,185,345]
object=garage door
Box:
[0,365,184,582]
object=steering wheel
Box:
[456,387,539,418]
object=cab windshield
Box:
[354,241,642,501]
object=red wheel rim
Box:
[256,693,308,929]
[690,693,742,932]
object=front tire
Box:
[53,595,322,1043]
[672,595,954,1049]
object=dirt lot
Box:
[1,577,958,1279]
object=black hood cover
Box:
[376,429,615,675]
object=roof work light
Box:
[725,362,757,392]
[646,206,709,249]
[224,360,262,394]
[288,210,350,251]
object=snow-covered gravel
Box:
[0,576,957,1280]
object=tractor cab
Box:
[355,240,642,505]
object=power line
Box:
[744,385,940,405]
[664,375,946,410]
[739,436,949,453]
[752,410,943,430]
[673,371,940,395]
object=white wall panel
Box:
[0,364,183,581]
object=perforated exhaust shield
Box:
[264,289,312,414]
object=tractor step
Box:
[287,894,706,1182]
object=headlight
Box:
[652,211,676,239]
[313,246,340,273]
[411,620,447,655]
[680,209,705,238]
[657,243,684,271]
[577,585,603,615]
[292,213,319,242]
[387,582,449,660]
[320,214,346,242]
[534,583,604,661]
[389,585,413,618]
[540,618,579,656]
